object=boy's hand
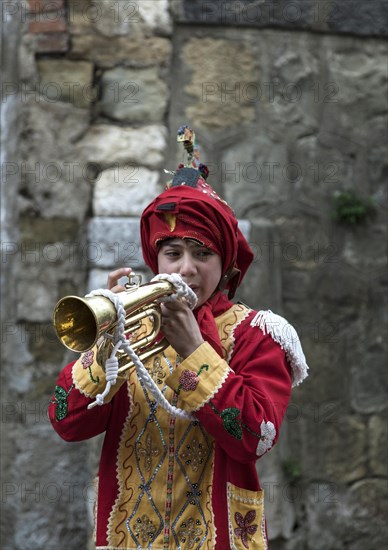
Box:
[107,267,132,293]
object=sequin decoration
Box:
[180,438,207,472]
[178,517,203,549]
[133,514,156,544]
[147,356,166,385]
[50,384,74,421]
[138,433,161,472]
[177,364,209,394]
[178,370,199,392]
[256,420,276,457]
[234,510,258,549]
[81,349,99,384]
[208,401,267,442]
[186,483,202,505]
[220,407,243,440]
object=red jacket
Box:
[49,303,307,549]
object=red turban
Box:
[140,168,254,299]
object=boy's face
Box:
[157,238,222,307]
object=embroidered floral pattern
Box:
[147,356,166,385]
[180,438,207,472]
[208,401,276,454]
[179,370,199,391]
[208,401,243,440]
[234,510,258,549]
[186,483,202,505]
[220,407,243,439]
[50,384,74,421]
[133,514,156,543]
[137,433,160,472]
[81,350,94,369]
[81,350,99,383]
[178,517,203,548]
[256,420,276,456]
[177,364,209,394]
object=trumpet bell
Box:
[53,295,117,353]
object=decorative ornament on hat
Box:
[177,125,200,170]
[164,125,230,209]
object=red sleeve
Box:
[197,327,291,463]
[166,314,292,463]
[48,361,112,442]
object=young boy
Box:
[49,130,308,549]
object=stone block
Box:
[368,415,388,476]
[31,32,69,53]
[15,226,87,324]
[182,37,257,130]
[301,413,366,482]
[294,478,388,550]
[235,218,282,312]
[138,0,172,35]
[20,218,80,245]
[9,423,91,549]
[257,426,296,540]
[349,478,388,523]
[177,0,388,38]
[1,326,34,395]
[327,1,388,37]
[220,135,290,218]
[77,124,167,169]
[37,59,95,108]
[93,166,161,216]
[86,0,172,37]
[341,224,387,284]
[20,97,90,159]
[302,482,347,550]
[91,0,141,37]
[17,278,58,323]
[87,217,145,270]
[100,67,168,123]
[327,39,388,122]
[70,34,172,69]
[351,359,388,414]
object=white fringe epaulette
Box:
[250,310,309,387]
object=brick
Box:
[27,0,64,13]
[28,16,67,34]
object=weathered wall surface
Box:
[1,1,387,548]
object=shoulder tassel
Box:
[250,310,309,387]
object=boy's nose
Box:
[179,254,196,277]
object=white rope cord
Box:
[86,274,197,421]
[151,273,197,309]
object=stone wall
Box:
[1,1,387,549]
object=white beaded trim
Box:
[250,310,309,387]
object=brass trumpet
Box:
[53,274,175,375]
